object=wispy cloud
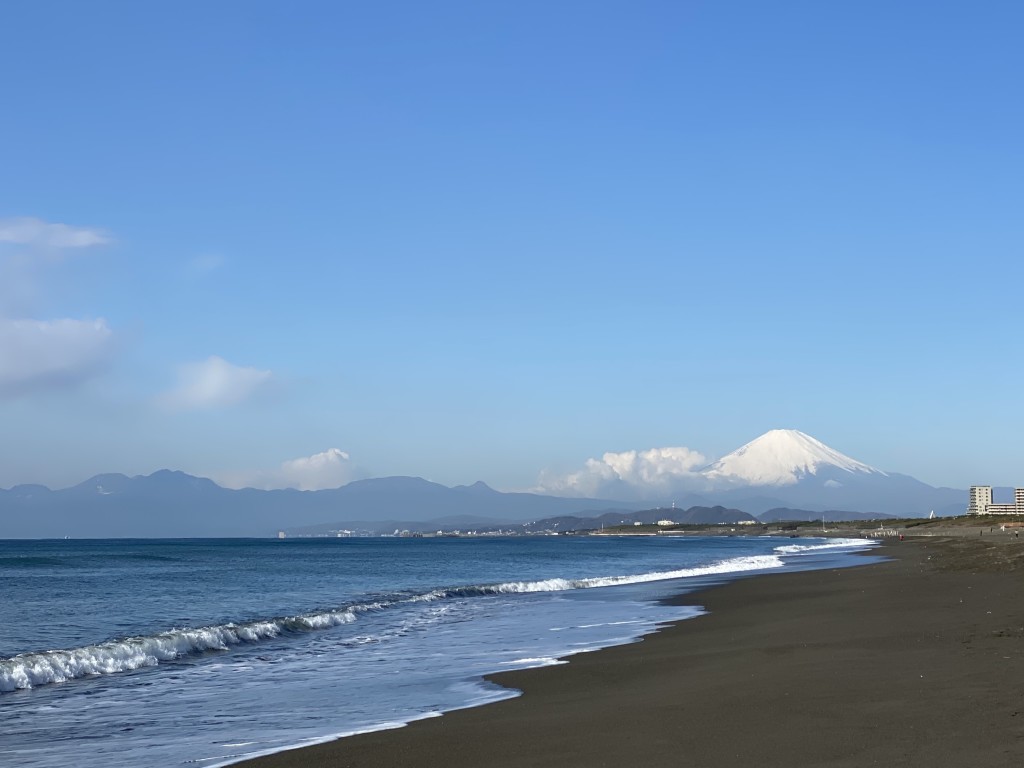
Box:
[217,448,359,491]
[159,356,272,410]
[0,218,117,396]
[537,446,708,499]
[0,216,110,250]
[1,216,113,316]
[0,317,114,396]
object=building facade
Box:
[967,485,1024,515]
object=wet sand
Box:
[239,537,1024,767]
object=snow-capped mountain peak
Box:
[701,429,885,487]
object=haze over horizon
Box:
[3,2,1022,495]
[0,428,982,506]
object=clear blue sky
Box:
[2,0,1021,492]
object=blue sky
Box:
[2,0,1022,492]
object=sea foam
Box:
[0,608,360,692]
[773,538,875,555]
[0,552,784,692]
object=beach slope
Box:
[239,537,1024,768]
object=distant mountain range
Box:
[0,472,645,538]
[0,429,973,538]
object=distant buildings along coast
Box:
[967,486,1024,515]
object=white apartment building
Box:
[967,485,1024,515]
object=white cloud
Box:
[0,317,114,395]
[160,356,272,410]
[0,217,118,398]
[218,448,358,491]
[0,216,110,250]
[538,446,708,499]
[1,215,114,319]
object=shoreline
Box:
[237,536,1023,768]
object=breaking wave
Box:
[0,607,364,692]
[773,538,876,555]
[424,554,785,598]
[1,553,784,692]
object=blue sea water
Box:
[0,535,877,767]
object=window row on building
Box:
[967,486,1024,515]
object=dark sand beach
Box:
[240,536,1024,768]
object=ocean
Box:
[0,535,877,767]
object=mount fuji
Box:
[690,429,964,517]
[702,429,885,487]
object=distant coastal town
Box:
[967,486,1024,515]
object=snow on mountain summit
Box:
[702,429,885,486]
